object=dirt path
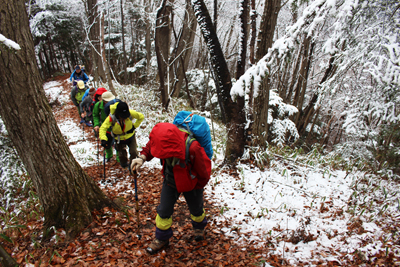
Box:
[5,74,279,267]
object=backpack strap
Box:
[109,113,133,143]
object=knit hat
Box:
[115,102,130,119]
[102,92,115,102]
[89,88,96,95]
[75,65,81,70]
[77,80,85,89]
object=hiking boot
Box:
[80,119,85,124]
[194,229,204,241]
[106,157,112,162]
[85,121,92,127]
[146,238,169,254]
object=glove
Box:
[130,155,146,172]
[101,140,110,149]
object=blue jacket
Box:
[82,88,97,101]
[70,70,89,83]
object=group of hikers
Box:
[69,65,212,254]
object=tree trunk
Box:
[101,12,116,95]
[0,0,118,241]
[192,0,245,164]
[0,244,17,267]
[155,0,173,109]
[252,0,281,147]
[145,3,152,80]
[294,40,314,125]
[171,0,197,98]
[120,0,127,84]
[249,0,257,65]
[86,0,106,84]
[297,55,336,136]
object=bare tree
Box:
[192,0,246,163]
[252,0,282,147]
[155,0,173,109]
[0,0,118,241]
[171,0,197,99]
[121,0,128,84]
[86,0,107,85]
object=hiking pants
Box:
[155,180,207,241]
[103,133,117,159]
[115,135,137,167]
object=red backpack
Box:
[149,123,211,192]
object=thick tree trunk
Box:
[192,0,245,164]
[252,0,281,147]
[0,0,118,241]
[155,0,173,109]
[0,244,17,267]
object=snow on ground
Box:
[44,80,400,266]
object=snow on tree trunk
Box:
[192,0,246,163]
[252,0,281,147]
[0,0,118,241]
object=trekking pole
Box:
[102,151,106,183]
[129,165,141,240]
[97,137,100,168]
[82,122,85,141]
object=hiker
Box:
[70,80,88,117]
[81,87,97,102]
[99,101,144,168]
[79,87,96,126]
[130,122,211,254]
[93,91,120,162]
[70,65,89,85]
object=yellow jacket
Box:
[99,102,144,141]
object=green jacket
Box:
[93,101,108,128]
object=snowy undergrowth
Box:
[209,146,400,265]
[1,79,399,265]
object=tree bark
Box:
[171,0,197,98]
[252,0,281,147]
[155,0,173,110]
[249,0,257,65]
[297,55,336,136]
[86,0,106,84]
[101,12,116,95]
[145,3,152,79]
[192,0,245,164]
[0,244,17,267]
[0,0,118,241]
[120,0,128,84]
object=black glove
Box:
[101,140,110,149]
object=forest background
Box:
[0,0,400,266]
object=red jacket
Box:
[140,123,211,190]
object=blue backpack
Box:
[173,111,213,160]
